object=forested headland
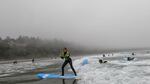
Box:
[0,36,98,60]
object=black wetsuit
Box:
[61,52,77,76]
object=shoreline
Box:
[0,58,79,84]
[0,55,84,64]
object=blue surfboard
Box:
[37,73,79,79]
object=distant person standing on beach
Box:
[60,48,77,76]
[102,54,105,57]
[13,60,17,64]
[32,58,34,63]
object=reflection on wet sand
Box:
[62,79,77,84]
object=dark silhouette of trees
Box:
[0,36,96,60]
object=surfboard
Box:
[37,73,80,79]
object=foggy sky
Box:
[0,0,150,49]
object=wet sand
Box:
[19,79,77,84]
[0,62,78,84]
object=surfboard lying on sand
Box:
[37,73,80,79]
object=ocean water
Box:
[73,53,150,84]
[1,52,150,84]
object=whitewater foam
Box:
[0,59,57,77]
[72,55,150,84]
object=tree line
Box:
[0,36,97,60]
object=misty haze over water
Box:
[0,0,150,49]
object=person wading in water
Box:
[60,48,77,76]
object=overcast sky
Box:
[0,0,150,49]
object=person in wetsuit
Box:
[60,48,77,76]
[99,59,107,64]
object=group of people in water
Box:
[99,52,136,64]
[61,49,137,76]
[12,47,136,76]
